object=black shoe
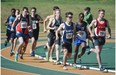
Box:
[87,50,91,55]
[44,45,47,49]
[4,41,7,47]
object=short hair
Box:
[53,6,60,10]
[22,7,28,11]
[16,9,20,12]
[11,8,16,12]
[98,9,105,13]
[79,13,84,17]
[65,12,73,17]
[84,7,91,12]
[31,7,37,12]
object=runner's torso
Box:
[94,19,107,37]
[62,22,74,44]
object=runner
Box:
[30,7,43,56]
[43,6,60,50]
[73,13,88,68]
[84,7,93,48]
[56,12,74,70]
[87,9,111,71]
[10,9,20,56]
[46,9,63,62]
[4,8,16,47]
[11,7,32,61]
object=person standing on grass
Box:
[30,7,43,56]
[73,13,89,68]
[84,7,93,48]
[87,9,111,71]
[56,12,74,70]
[4,8,16,56]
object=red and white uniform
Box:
[94,19,107,37]
[16,15,29,34]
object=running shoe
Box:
[63,66,68,70]
[30,51,35,57]
[15,52,18,62]
[100,66,105,71]
[10,50,15,56]
[86,50,91,55]
[56,60,60,65]
[20,55,23,59]
[44,45,47,50]
[72,64,77,68]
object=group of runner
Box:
[4,6,111,71]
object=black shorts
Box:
[48,32,55,47]
[6,29,11,40]
[32,29,39,41]
[62,43,72,53]
[94,37,105,46]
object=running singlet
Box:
[62,22,74,44]
[6,15,16,30]
[31,14,39,30]
[16,14,29,34]
[76,22,87,41]
[50,17,63,33]
[94,19,107,37]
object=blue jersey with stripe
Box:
[75,22,87,41]
[6,15,16,30]
[62,22,74,44]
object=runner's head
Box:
[15,9,20,16]
[31,7,36,15]
[55,9,61,18]
[98,9,105,19]
[11,8,16,16]
[79,13,84,22]
[53,6,60,15]
[84,7,91,15]
[22,7,29,17]
[65,12,73,23]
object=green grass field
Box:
[1,0,115,33]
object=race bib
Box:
[77,31,86,37]
[32,21,37,29]
[20,21,27,28]
[98,31,106,36]
[66,33,73,39]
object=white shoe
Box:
[63,66,68,70]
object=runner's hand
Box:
[11,27,14,32]
[90,34,94,38]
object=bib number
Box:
[98,31,106,36]
[66,33,73,39]
[20,22,27,28]
[32,21,37,29]
[77,31,86,37]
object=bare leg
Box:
[55,44,60,61]
[74,45,79,64]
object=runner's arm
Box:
[106,20,111,38]
[38,15,43,24]
[88,20,95,37]
[47,19,55,30]
[43,16,50,32]
[56,23,64,40]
